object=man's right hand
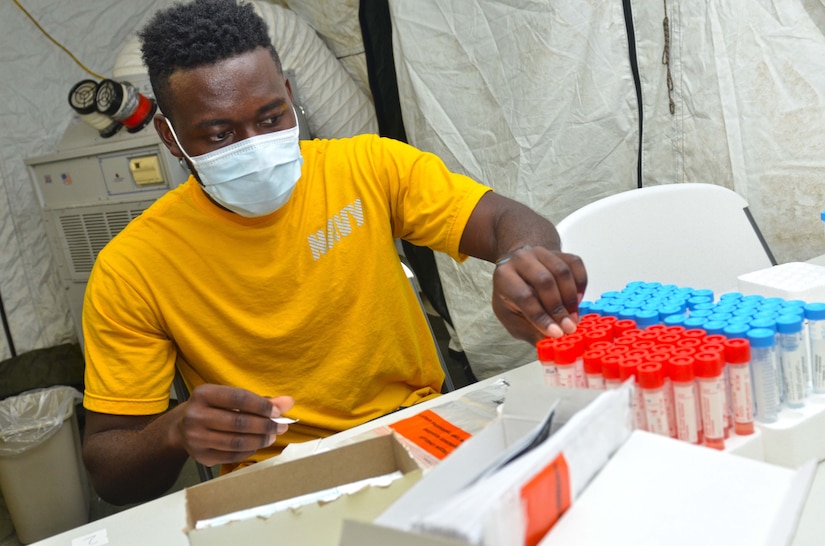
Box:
[172,384,295,467]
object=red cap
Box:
[631,340,656,351]
[601,354,622,380]
[670,347,697,358]
[625,349,650,360]
[665,326,687,337]
[536,338,556,362]
[645,324,668,333]
[583,349,605,374]
[637,362,665,389]
[700,343,725,359]
[589,341,614,351]
[614,337,638,348]
[584,328,612,348]
[650,344,674,355]
[694,351,723,378]
[618,358,643,381]
[669,356,696,382]
[682,329,707,340]
[704,334,727,346]
[614,319,638,337]
[554,341,578,365]
[656,334,682,345]
[676,338,703,349]
[580,313,602,324]
[606,345,630,355]
[597,315,619,328]
[724,338,751,364]
[636,331,660,342]
[565,333,585,354]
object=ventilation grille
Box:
[58,208,144,278]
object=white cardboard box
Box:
[184,433,421,546]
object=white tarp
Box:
[2,0,825,380]
[390,0,825,377]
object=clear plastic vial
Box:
[670,356,702,444]
[536,338,558,387]
[694,352,726,450]
[804,303,825,394]
[583,349,606,390]
[554,341,579,388]
[638,363,672,437]
[723,338,754,435]
[747,328,782,423]
[775,314,809,408]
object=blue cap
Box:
[687,296,713,310]
[642,282,663,289]
[703,320,728,336]
[600,291,623,300]
[623,299,646,309]
[689,309,714,319]
[691,289,714,300]
[659,305,684,320]
[723,323,751,339]
[821,211,825,221]
[578,301,593,315]
[804,303,825,321]
[783,299,806,308]
[752,311,778,321]
[733,307,757,317]
[713,304,737,315]
[707,312,733,322]
[741,294,765,304]
[635,309,660,328]
[776,314,803,334]
[781,306,805,317]
[603,304,624,318]
[663,314,688,326]
[749,318,776,332]
[719,292,743,301]
[748,328,776,348]
[727,315,753,326]
[762,297,786,307]
[693,302,716,312]
[619,308,637,321]
[683,317,707,328]
[589,300,607,315]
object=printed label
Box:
[673,382,700,443]
[729,364,754,423]
[520,453,571,546]
[389,409,471,460]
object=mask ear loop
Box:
[164,117,195,162]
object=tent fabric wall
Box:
[389,0,825,378]
[389,0,640,377]
[0,0,172,362]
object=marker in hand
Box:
[271,417,298,425]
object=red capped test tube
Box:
[724,338,755,435]
[670,356,702,444]
[619,358,647,431]
[638,363,671,436]
[536,338,557,387]
[601,354,623,389]
[554,341,579,388]
[583,349,606,390]
[694,351,726,450]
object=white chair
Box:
[555,183,776,301]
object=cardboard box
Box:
[347,384,816,546]
[184,433,421,546]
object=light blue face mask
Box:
[165,116,303,217]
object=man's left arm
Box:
[459,192,587,343]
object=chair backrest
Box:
[556,183,776,301]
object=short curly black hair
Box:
[139,0,282,119]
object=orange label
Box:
[520,453,571,546]
[389,409,471,460]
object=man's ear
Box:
[153,113,183,158]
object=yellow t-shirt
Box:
[83,134,491,467]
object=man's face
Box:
[155,46,295,161]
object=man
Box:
[82,0,586,505]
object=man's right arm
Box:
[82,385,294,505]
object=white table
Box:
[33,359,825,545]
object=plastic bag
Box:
[0,386,83,456]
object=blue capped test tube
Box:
[747,328,782,423]
[775,315,809,408]
[804,303,825,394]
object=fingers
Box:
[492,246,587,341]
[178,385,295,466]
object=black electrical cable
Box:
[0,288,16,357]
